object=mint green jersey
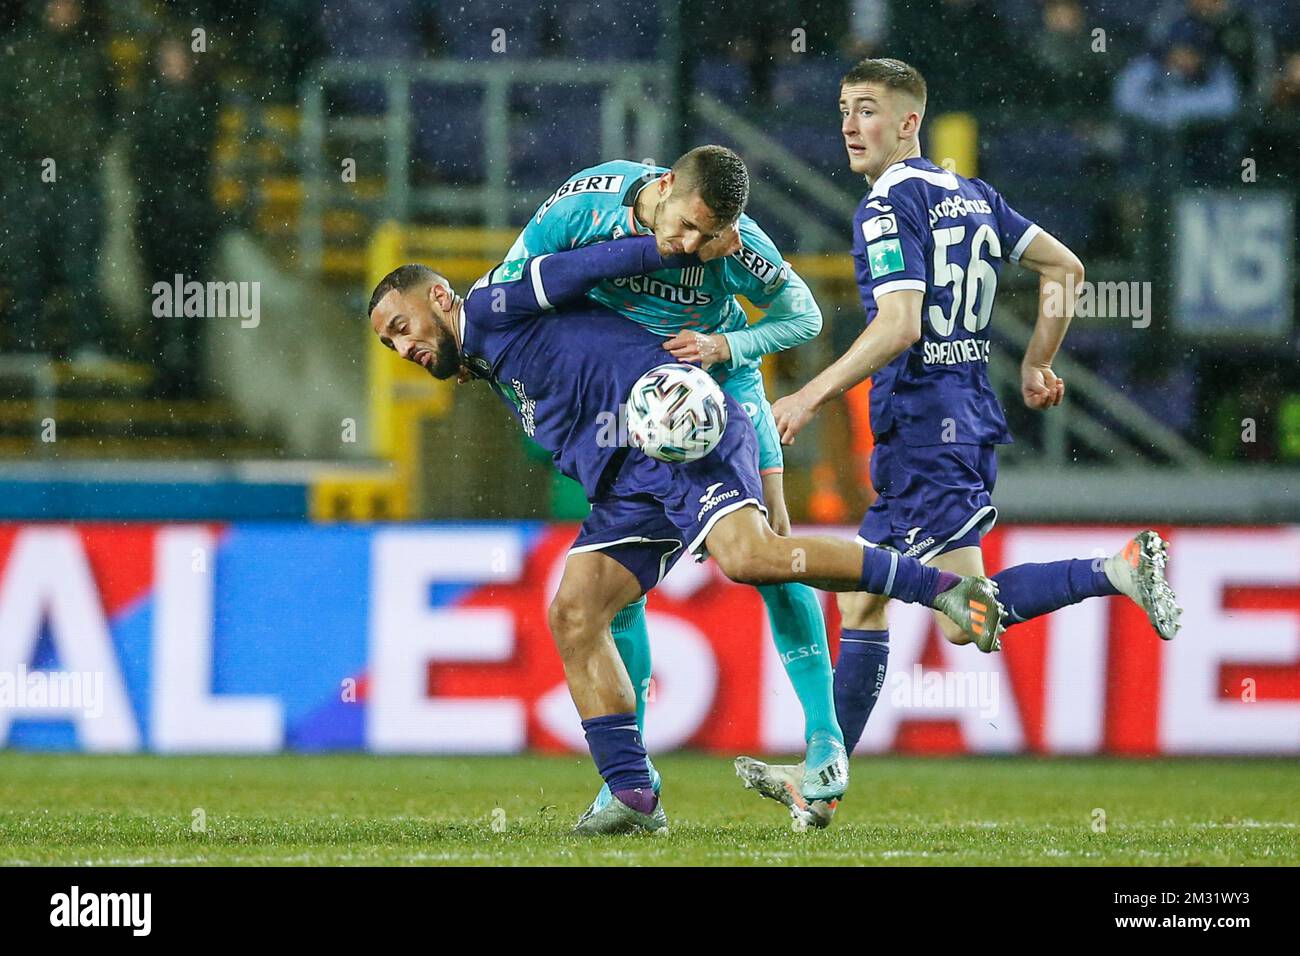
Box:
[506,160,791,367]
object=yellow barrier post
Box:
[928,112,979,179]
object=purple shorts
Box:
[570,395,767,594]
[857,438,999,563]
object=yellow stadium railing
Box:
[356,222,520,517]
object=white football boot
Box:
[735,757,838,829]
[1105,530,1182,640]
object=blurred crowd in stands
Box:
[0,0,227,394]
[0,0,1294,457]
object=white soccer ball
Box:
[626,363,728,463]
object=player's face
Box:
[370,285,462,380]
[652,181,727,255]
[840,83,903,179]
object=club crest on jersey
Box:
[678,265,705,287]
[863,213,898,243]
[867,238,905,278]
[534,173,626,222]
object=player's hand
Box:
[663,330,731,370]
[696,222,741,262]
[1021,363,1064,410]
[772,391,817,445]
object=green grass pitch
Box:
[1,753,1297,866]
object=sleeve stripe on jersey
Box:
[530,254,553,310]
[873,278,926,300]
[1010,223,1043,264]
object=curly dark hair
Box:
[670,145,749,224]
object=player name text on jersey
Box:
[923,338,992,366]
[535,174,626,222]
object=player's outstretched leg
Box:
[579,599,663,824]
[991,530,1181,640]
[550,552,667,836]
[705,507,1005,657]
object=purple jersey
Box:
[459,236,695,497]
[852,158,1041,447]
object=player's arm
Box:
[722,266,823,367]
[1015,230,1085,411]
[661,265,822,370]
[772,192,927,444]
[771,290,921,444]
[665,221,819,369]
[981,180,1081,411]
[485,236,695,318]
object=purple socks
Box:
[834,629,889,754]
[992,558,1119,624]
[581,712,655,800]
[859,546,950,606]
[612,788,658,814]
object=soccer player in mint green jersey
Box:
[508,146,846,816]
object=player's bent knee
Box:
[704,506,779,585]
[711,540,768,585]
[547,594,604,657]
[839,590,890,630]
[712,534,788,586]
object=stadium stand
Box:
[0,0,1294,524]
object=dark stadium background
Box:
[0,0,1296,772]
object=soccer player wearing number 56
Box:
[753,59,1183,828]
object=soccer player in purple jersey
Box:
[367,233,1005,835]
[741,58,1182,828]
